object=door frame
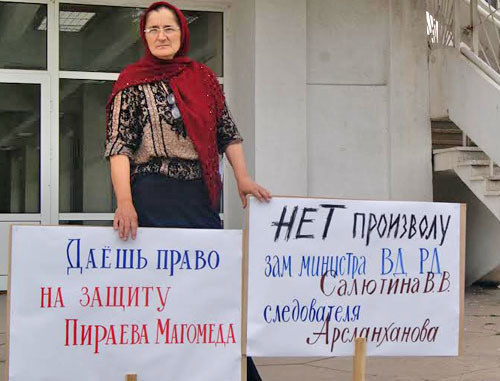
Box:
[0,70,51,224]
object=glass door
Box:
[0,72,50,289]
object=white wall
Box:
[434,172,500,285]
[224,0,255,228]
[307,85,389,199]
[307,0,432,201]
[388,0,432,201]
[225,0,307,228]
[254,0,307,196]
[307,0,389,85]
[226,0,433,228]
[307,0,390,199]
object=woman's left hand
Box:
[237,175,271,208]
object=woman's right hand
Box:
[110,155,137,241]
[113,200,138,241]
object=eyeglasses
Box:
[144,26,180,37]
[167,93,181,119]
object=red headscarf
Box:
[106,1,224,210]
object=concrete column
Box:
[388,0,433,201]
[254,0,307,195]
[226,0,432,227]
[225,0,307,229]
[224,0,255,229]
[306,0,390,200]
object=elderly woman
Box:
[105,2,266,379]
[105,1,270,237]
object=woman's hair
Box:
[145,3,181,27]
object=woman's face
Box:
[144,7,181,60]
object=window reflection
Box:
[185,10,223,76]
[0,83,40,213]
[59,220,112,226]
[59,79,115,213]
[0,2,47,70]
[59,4,223,75]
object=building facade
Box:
[7,0,500,377]
[0,0,436,287]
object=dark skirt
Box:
[132,174,262,381]
[132,174,222,229]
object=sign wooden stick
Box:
[125,374,137,381]
[459,204,466,355]
[353,337,366,381]
[241,202,250,381]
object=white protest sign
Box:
[8,226,242,381]
[246,197,464,357]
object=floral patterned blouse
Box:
[105,80,242,180]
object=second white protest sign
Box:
[246,197,464,357]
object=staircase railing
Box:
[427,0,500,73]
[427,0,456,47]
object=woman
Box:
[105,2,267,380]
[105,1,270,239]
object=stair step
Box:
[432,120,463,150]
[470,176,486,181]
[470,174,500,181]
[432,128,463,134]
[470,165,500,177]
[484,190,500,197]
[457,159,492,166]
[431,120,459,128]
[433,146,484,154]
[433,140,466,146]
